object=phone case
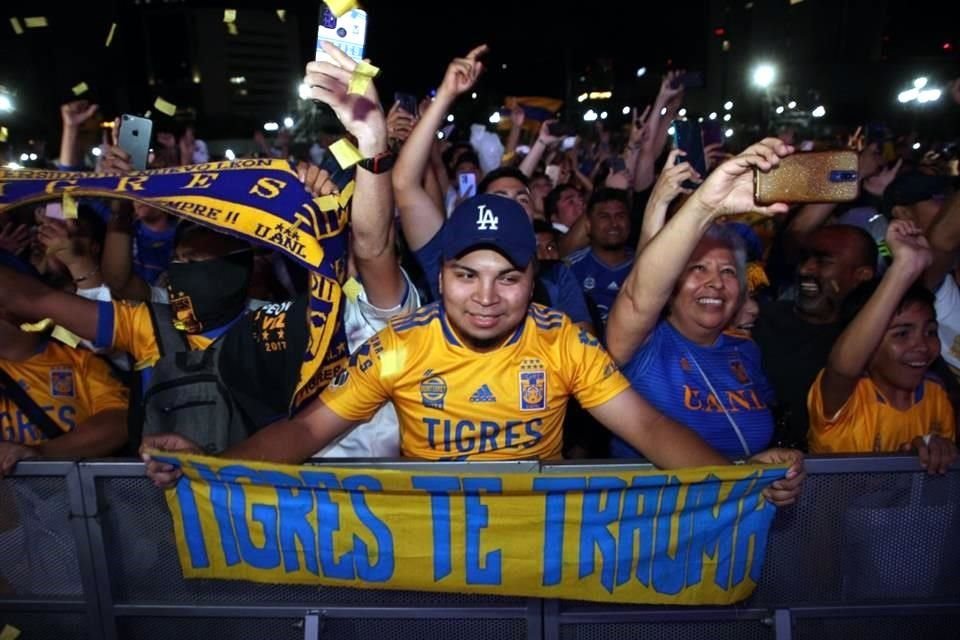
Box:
[117,114,153,171]
[754,151,859,205]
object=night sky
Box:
[0,0,957,147]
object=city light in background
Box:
[752,63,776,88]
[263,121,279,131]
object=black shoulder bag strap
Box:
[0,366,64,440]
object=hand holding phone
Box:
[394,92,419,118]
[671,120,706,189]
[117,114,153,171]
[316,6,367,63]
[458,173,477,199]
[754,150,860,205]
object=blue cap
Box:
[441,194,535,269]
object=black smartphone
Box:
[547,121,575,138]
[394,92,419,118]
[672,71,705,90]
[701,120,724,148]
[117,114,153,171]
[671,120,706,188]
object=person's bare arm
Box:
[58,100,99,168]
[589,389,730,467]
[637,150,699,251]
[0,265,99,341]
[393,45,488,251]
[557,214,590,257]
[39,409,127,458]
[304,42,401,308]
[519,121,560,177]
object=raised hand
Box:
[650,149,701,206]
[61,100,99,129]
[628,105,653,148]
[691,137,794,218]
[304,42,386,153]
[885,218,932,272]
[386,101,417,143]
[438,44,488,99]
[657,70,686,104]
[0,222,30,256]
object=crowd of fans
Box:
[2,35,959,497]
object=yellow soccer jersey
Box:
[93,300,214,370]
[808,369,956,453]
[1,340,129,445]
[320,302,631,460]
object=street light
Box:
[811,105,826,118]
[775,106,785,114]
[263,122,279,131]
[488,112,501,124]
[708,112,717,120]
[583,109,598,122]
[636,67,647,78]
[621,106,631,115]
[283,116,294,128]
[600,111,608,120]
[678,108,687,117]
[723,101,734,110]
[787,100,797,109]
[298,83,310,100]
[752,63,776,88]
[225,149,236,160]
[0,95,13,112]
[916,89,942,103]
[913,77,928,89]
[723,113,731,122]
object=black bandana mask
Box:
[166,251,252,334]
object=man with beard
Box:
[752,224,877,450]
[567,189,634,334]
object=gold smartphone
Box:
[754,150,859,205]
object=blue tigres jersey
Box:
[320,302,629,460]
[611,319,775,459]
[566,248,634,327]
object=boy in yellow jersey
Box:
[144,194,805,506]
[808,220,958,472]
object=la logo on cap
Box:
[476,204,499,231]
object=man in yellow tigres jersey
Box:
[144,195,804,505]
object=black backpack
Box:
[140,303,254,454]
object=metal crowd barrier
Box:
[1,456,958,640]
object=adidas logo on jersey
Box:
[607,281,620,291]
[469,384,497,402]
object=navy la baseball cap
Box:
[441,194,536,269]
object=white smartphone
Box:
[458,173,477,199]
[44,203,65,220]
[316,6,367,63]
[117,114,153,171]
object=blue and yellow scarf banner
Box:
[0,160,353,412]
[157,451,785,605]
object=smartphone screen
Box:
[701,120,724,149]
[394,92,419,118]
[671,120,706,186]
[316,6,367,63]
[117,114,153,171]
[458,173,477,199]
[44,203,65,220]
[560,136,577,151]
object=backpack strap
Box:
[147,302,190,357]
[0,365,65,441]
